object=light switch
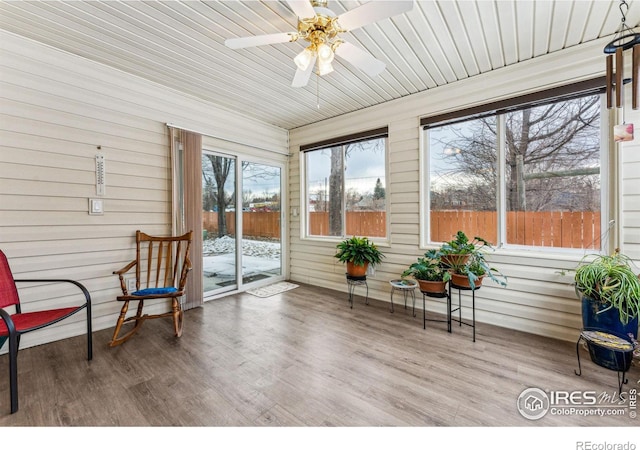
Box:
[89,198,104,215]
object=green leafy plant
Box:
[457,251,507,289]
[440,231,492,257]
[402,249,451,282]
[439,231,507,289]
[334,236,384,267]
[574,251,640,325]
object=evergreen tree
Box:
[373,178,385,200]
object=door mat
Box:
[246,281,299,298]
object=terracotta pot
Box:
[417,279,447,294]
[346,261,368,277]
[441,254,470,268]
[451,272,483,288]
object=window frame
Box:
[421,88,610,255]
[300,127,390,243]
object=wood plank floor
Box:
[0,282,638,428]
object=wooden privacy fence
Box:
[430,210,601,249]
[309,211,387,237]
[203,211,281,239]
[204,210,601,248]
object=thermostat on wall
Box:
[89,198,104,215]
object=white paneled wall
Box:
[289,36,640,342]
[0,31,288,350]
[3,26,640,351]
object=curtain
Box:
[170,126,203,310]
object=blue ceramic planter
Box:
[581,296,639,339]
[581,296,638,371]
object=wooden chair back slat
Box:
[134,230,192,292]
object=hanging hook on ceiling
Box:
[605,0,640,53]
[619,0,629,25]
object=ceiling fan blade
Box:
[225,32,296,49]
[292,55,317,87]
[335,41,385,77]
[286,0,317,19]
[337,1,414,31]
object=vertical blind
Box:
[169,126,203,310]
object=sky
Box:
[202,156,282,202]
[306,141,386,196]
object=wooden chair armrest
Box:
[113,260,137,295]
[113,260,137,276]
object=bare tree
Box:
[203,158,280,237]
[329,147,343,235]
[203,154,234,238]
[324,139,385,235]
[431,95,600,212]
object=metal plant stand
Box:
[449,281,478,342]
[346,274,368,309]
[575,328,635,395]
[422,288,451,332]
[389,279,418,316]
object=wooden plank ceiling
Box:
[0,0,638,130]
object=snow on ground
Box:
[203,235,280,259]
[203,236,281,279]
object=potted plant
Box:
[335,236,384,277]
[439,231,507,290]
[439,231,490,268]
[450,251,508,289]
[402,249,451,294]
[574,250,640,338]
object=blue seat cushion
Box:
[132,287,178,296]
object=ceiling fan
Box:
[225,0,414,87]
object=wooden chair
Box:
[0,250,92,414]
[110,230,192,347]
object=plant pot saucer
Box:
[389,279,418,289]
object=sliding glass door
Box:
[202,151,237,295]
[202,153,284,297]
[241,162,282,284]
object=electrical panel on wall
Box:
[96,153,106,195]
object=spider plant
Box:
[574,251,640,325]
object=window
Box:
[425,91,604,250]
[303,129,387,239]
[428,117,498,245]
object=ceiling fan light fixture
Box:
[294,47,314,71]
[317,43,334,63]
[226,0,415,89]
[318,61,334,76]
